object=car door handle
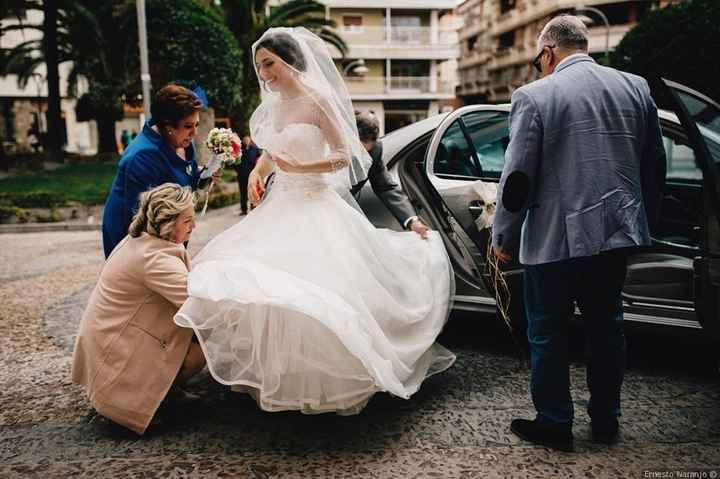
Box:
[468,206,484,213]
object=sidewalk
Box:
[0,221,101,234]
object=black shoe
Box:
[591,419,619,445]
[510,418,574,452]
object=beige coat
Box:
[72,233,193,434]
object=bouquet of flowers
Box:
[199,127,242,214]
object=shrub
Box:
[0,206,31,223]
[33,208,65,223]
[0,191,67,208]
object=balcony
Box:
[344,75,455,99]
[325,0,457,8]
[335,26,459,60]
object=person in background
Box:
[233,134,261,215]
[101,84,220,258]
[73,183,205,435]
[352,110,431,239]
[120,129,132,152]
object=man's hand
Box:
[409,218,430,240]
[248,169,265,205]
[492,246,512,263]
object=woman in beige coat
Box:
[72,183,205,435]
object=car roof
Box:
[381,104,511,163]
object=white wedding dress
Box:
[175,119,455,415]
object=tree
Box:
[1,0,64,161]
[609,0,720,103]
[144,0,244,116]
[215,0,348,130]
[3,1,243,154]
[42,0,63,162]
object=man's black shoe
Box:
[510,418,574,452]
[591,419,619,445]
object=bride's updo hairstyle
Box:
[254,31,307,72]
[128,183,194,241]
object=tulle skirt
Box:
[175,172,455,414]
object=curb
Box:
[0,222,101,234]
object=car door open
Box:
[661,79,720,339]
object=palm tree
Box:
[215,0,348,130]
[42,0,63,162]
[0,1,131,154]
[1,0,64,161]
[3,1,244,154]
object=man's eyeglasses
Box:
[531,44,555,73]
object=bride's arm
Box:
[252,151,276,178]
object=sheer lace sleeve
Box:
[314,96,350,173]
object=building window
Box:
[468,35,478,52]
[342,16,364,33]
[500,0,516,14]
[498,30,515,49]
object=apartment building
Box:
[457,0,673,104]
[322,0,460,134]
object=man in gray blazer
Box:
[492,15,666,451]
[353,110,430,238]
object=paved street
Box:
[0,205,718,478]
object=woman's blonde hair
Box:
[128,183,195,241]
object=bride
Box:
[174,27,455,415]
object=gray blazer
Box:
[492,55,666,265]
[351,141,416,227]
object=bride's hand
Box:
[248,169,265,204]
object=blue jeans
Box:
[523,250,627,427]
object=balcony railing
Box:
[339,26,456,45]
[344,75,454,95]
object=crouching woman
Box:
[72,183,205,435]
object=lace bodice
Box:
[271,123,333,194]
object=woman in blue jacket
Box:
[102,84,218,257]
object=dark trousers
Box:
[523,250,628,427]
[237,172,250,213]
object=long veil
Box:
[249,27,372,190]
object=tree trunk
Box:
[96,114,118,155]
[43,0,64,163]
[0,129,7,172]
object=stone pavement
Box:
[1,205,719,478]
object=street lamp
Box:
[343,59,369,76]
[575,4,610,64]
[136,0,152,120]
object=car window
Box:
[663,135,703,181]
[676,90,720,164]
[462,111,509,179]
[433,120,480,178]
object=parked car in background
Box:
[356,79,720,344]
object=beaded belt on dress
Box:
[274,171,331,196]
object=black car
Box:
[356,79,720,343]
